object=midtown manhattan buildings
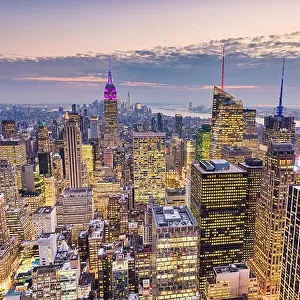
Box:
[279,185,300,300]
[190,159,248,290]
[210,86,244,159]
[152,206,199,299]
[250,142,295,299]
[0,139,27,189]
[103,63,120,147]
[238,158,263,259]
[133,132,166,206]
[63,117,83,188]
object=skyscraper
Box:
[133,132,166,206]
[56,188,94,242]
[243,109,258,155]
[157,113,163,132]
[183,139,196,173]
[63,118,83,188]
[81,108,89,144]
[1,120,17,139]
[210,86,244,159]
[263,114,295,146]
[190,159,248,290]
[38,152,53,175]
[0,139,27,189]
[103,61,120,147]
[175,113,183,137]
[36,122,51,153]
[0,159,19,207]
[249,142,295,299]
[0,193,9,245]
[89,116,99,140]
[152,205,199,299]
[262,60,295,147]
[196,124,211,161]
[238,158,263,259]
[280,185,300,300]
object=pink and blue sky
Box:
[1,0,300,107]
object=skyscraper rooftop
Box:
[152,206,197,227]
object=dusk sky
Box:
[1,0,300,107]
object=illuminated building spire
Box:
[221,46,225,91]
[277,58,285,117]
[104,58,117,100]
[108,57,113,85]
[103,58,120,147]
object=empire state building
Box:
[103,62,120,147]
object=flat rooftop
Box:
[214,263,249,275]
[194,159,246,174]
[39,232,56,239]
[239,158,263,168]
[63,188,93,197]
[133,132,166,138]
[153,206,197,228]
[34,206,54,214]
[166,188,186,196]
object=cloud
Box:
[200,85,260,90]
[17,75,107,85]
[1,31,300,105]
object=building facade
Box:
[190,159,248,290]
[196,124,211,161]
[0,139,27,189]
[210,86,244,159]
[238,158,263,259]
[56,188,94,241]
[103,63,120,147]
[249,143,295,299]
[152,206,199,299]
[63,118,83,188]
[279,185,300,300]
[133,132,166,206]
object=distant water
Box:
[151,106,211,119]
[151,106,300,127]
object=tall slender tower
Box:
[63,118,83,188]
[249,142,295,299]
[103,61,120,147]
[262,60,295,147]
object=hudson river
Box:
[151,106,300,127]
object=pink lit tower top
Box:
[103,59,120,147]
[104,60,117,100]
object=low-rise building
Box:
[204,263,258,300]
[32,206,57,240]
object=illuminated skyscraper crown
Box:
[104,59,117,100]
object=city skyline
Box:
[2,1,300,106]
